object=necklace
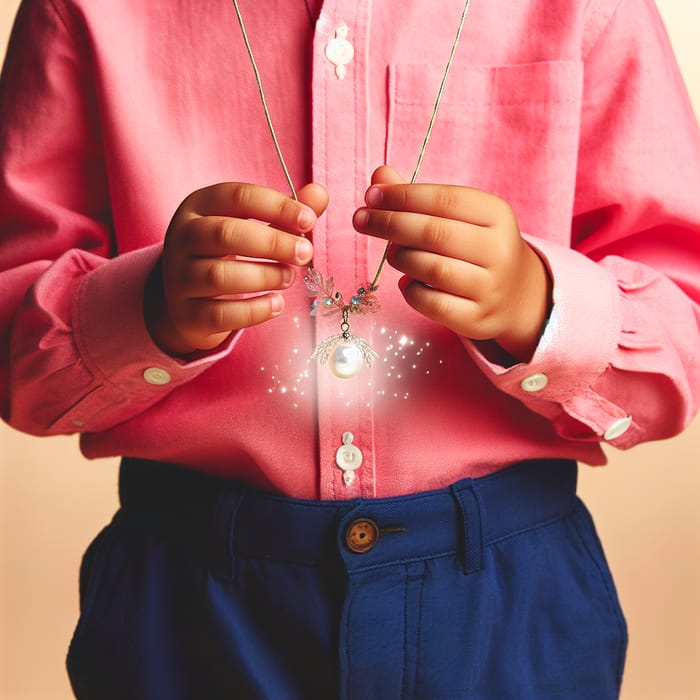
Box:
[231,0,472,378]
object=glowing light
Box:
[399,335,409,346]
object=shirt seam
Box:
[582,0,625,61]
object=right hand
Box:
[145,182,329,356]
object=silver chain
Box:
[230,0,472,289]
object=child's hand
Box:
[146,182,328,356]
[353,166,551,362]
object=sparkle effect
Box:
[260,324,441,407]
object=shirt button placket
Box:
[312,3,374,500]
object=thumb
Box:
[370,165,407,186]
[297,182,329,218]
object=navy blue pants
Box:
[67,458,627,699]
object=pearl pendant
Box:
[329,342,363,379]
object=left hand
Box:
[353,166,552,362]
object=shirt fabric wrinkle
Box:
[0,0,699,499]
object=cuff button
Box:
[143,367,172,385]
[520,373,548,392]
[604,416,632,441]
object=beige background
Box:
[1,2,699,698]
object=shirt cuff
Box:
[463,235,628,435]
[72,244,238,398]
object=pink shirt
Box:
[1,0,699,499]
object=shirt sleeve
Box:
[0,0,235,436]
[464,0,700,449]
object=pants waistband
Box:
[119,458,577,575]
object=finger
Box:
[365,182,510,228]
[387,247,487,297]
[297,182,330,217]
[180,293,287,338]
[370,165,407,186]
[185,182,319,234]
[398,278,496,341]
[179,258,297,298]
[179,215,314,265]
[353,208,490,263]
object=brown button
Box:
[345,519,379,553]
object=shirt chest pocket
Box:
[386,61,583,241]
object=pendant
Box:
[305,268,380,378]
[329,342,363,379]
[310,313,379,379]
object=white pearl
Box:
[329,342,363,379]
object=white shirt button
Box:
[143,367,172,385]
[325,23,354,79]
[604,416,632,441]
[335,432,363,486]
[520,373,549,392]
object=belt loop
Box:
[450,482,483,575]
[210,485,246,581]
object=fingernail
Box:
[281,267,294,285]
[298,208,315,231]
[366,186,382,207]
[296,238,313,261]
[353,209,369,228]
[270,294,285,317]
